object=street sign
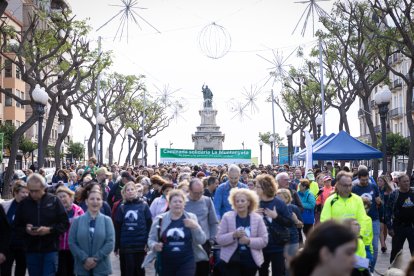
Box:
[160,148,251,165]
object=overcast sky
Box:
[69,0,360,165]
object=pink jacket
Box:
[59,204,84,250]
[216,211,268,267]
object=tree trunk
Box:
[300,128,305,149]
[144,141,148,166]
[362,97,379,179]
[117,135,126,165]
[54,115,72,170]
[88,127,95,158]
[132,142,142,166]
[128,140,138,166]
[41,103,57,156]
[108,134,116,166]
[3,114,37,198]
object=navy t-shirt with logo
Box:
[161,215,194,266]
[395,191,414,224]
[352,183,380,220]
[235,215,256,268]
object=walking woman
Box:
[69,189,115,276]
[216,188,268,276]
[297,179,316,237]
[255,175,293,276]
[144,189,207,276]
[377,175,393,253]
[0,180,28,276]
[290,221,357,276]
[114,181,152,276]
[56,186,84,276]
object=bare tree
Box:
[0,10,104,196]
[320,0,390,178]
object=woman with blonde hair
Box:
[256,175,293,276]
[377,175,393,253]
[216,188,268,276]
[114,181,152,276]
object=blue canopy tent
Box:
[312,130,383,160]
[293,134,334,161]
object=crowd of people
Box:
[0,157,413,276]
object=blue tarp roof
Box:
[312,130,383,160]
[293,134,335,161]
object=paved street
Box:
[107,236,412,275]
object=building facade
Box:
[358,52,412,171]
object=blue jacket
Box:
[213,181,248,219]
[114,198,152,253]
[69,211,115,276]
[298,189,316,210]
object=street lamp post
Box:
[126,127,133,165]
[259,140,263,165]
[316,114,323,139]
[374,85,392,174]
[154,140,158,165]
[96,113,106,165]
[32,84,48,170]
[269,135,275,166]
[285,128,292,166]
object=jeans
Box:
[120,252,146,276]
[57,250,75,276]
[26,251,58,276]
[224,262,258,276]
[259,252,285,276]
[371,219,380,271]
[390,224,414,263]
[0,247,26,276]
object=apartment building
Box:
[358,52,412,171]
[4,0,71,168]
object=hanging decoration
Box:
[97,0,161,42]
[292,0,330,36]
[198,22,232,59]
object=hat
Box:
[323,175,332,182]
[306,172,315,181]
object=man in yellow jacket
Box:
[320,171,372,261]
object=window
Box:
[15,90,20,108]
[5,120,12,125]
[16,66,21,79]
[20,91,24,109]
[5,89,12,106]
[4,60,12,77]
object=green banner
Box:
[160,148,251,165]
[0,133,3,162]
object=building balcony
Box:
[374,125,381,133]
[358,109,364,118]
[389,107,403,119]
[391,79,402,90]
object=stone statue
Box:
[202,85,213,108]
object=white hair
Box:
[276,172,289,182]
[358,165,368,171]
[140,177,151,186]
[228,164,241,174]
[27,173,47,188]
[69,171,77,177]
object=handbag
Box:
[263,217,290,245]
